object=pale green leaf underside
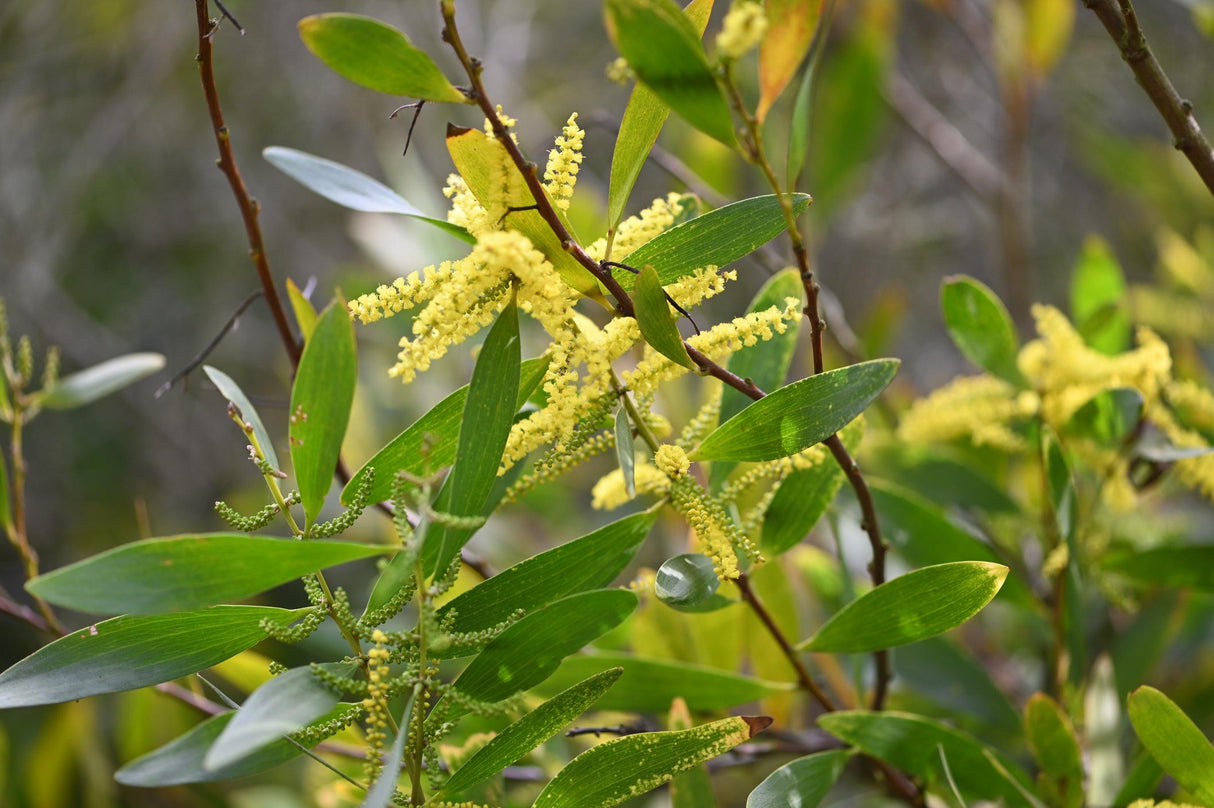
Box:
[204,365,280,472]
[39,353,165,410]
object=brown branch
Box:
[1084,0,1214,198]
[194,0,300,365]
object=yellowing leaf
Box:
[757,0,823,122]
[1024,0,1075,78]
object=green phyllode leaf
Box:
[39,352,165,410]
[263,147,473,244]
[941,275,1025,386]
[760,461,844,556]
[451,590,637,707]
[1127,685,1214,805]
[439,668,623,799]
[285,278,318,342]
[747,749,851,808]
[1024,693,1084,808]
[604,0,737,148]
[819,711,1037,806]
[614,195,812,290]
[26,535,390,615]
[341,355,549,506]
[436,511,655,647]
[0,606,307,708]
[1070,235,1130,355]
[799,561,1007,653]
[1103,545,1214,591]
[634,264,696,368]
[298,13,466,102]
[290,301,358,526]
[692,359,898,462]
[205,662,357,770]
[607,0,714,227]
[204,365,280,473]
[532,714,772,808]
[427,301,521,575]
[532,653,792,712]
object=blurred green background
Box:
[3,0,1214,805]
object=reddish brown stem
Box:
[194,0,300,365]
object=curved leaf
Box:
[614,194,812,289]
[26,534,389,615]
[290,300,357,526]
[205,662,355,770]
[39,352,165,410]
[757,0,822,122]
[532,653,792,712]
[263,147,473,244]
[341,355,548,506]
[204,365,279,472]
[692,359,898,462]
[747,749,850,808]
[1127,685,1214,805]
[533,715,771,808]
[298,13,466,102]
[634,265,695,368]
[819,711,1036,806]
[655,553,720,610]
[799,561,1007,653]
[941,276,1024,385]
[0,606,306,708]
[440,669,623,798]
[604,0,736,147]
[451,590,637,707]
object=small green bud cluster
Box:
[214,491,300,532]
[308,469,374,538]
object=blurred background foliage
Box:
[3,0,1214,806]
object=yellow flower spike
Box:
[716,0,768,61]
[588,193,687,262]
[543,113,585,212]
[591,463,672,510]
[655,444,690,478]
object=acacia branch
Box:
[1084,0,1214,198]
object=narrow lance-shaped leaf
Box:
[26,534,390,615]
[757,0,823,122]
[451,590,637,707]
[203,365,279,473]
[799,561,1008,653]
[298,13,466,102]
[341,355,549,506]
[290,300,357,526]
[669,697,717,808]
[285,278,318,342]
[263,147,473,245]
[439,669,623,799]
[604,0,737,148]
[1104,545,1214,591]
[747,749,851,808]
[205,662,357,770]
[615,402,637,499]
[1127,685,1214,806]
[1024,693,1084,808]
[634,264,695,368]
[941,276,1025,386]
[427,301,520,575]
[613,194,812,290]
[0,606,307,708]
[819,711,1036,806]
[692,359,898,462]
[532,715,772,808]
[39,352,165,410]
[607,0,714,227]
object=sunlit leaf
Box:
[1070,235,1129,354]
[203,365,280,473]
[285,279,318,342]
[298,13,466,102]
[1127,685,1214,805]
[799,561,1007,653]
[26,534,388,615]
[614,195,812,289]
[941,275,1024,385]
[692,359,897,462]
[39,353,165,410]
[604,0,737,147]
[532,715,771,808]
[757,0,823,122]
[290,301,357,526]
[440,669,623,798]
[747,749,850,808]
[0,607,307,708]
[264,147,472,244]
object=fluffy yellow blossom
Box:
[543,113,584,211]
[716,1,768,61]
[655,444,690,477]
[665,266,735,310]
[592,462,673,510]
[898,375,1037,452]
[1128,801,1203,808]
[443,174,494,238]
[588,193,686,262]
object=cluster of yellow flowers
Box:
[899,303,1214,509]
[716,0,768,60]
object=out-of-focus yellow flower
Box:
[716,1,768,61]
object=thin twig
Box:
[194,0,300,365]
[1084,0,1214,197]
[155,289,262,398]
